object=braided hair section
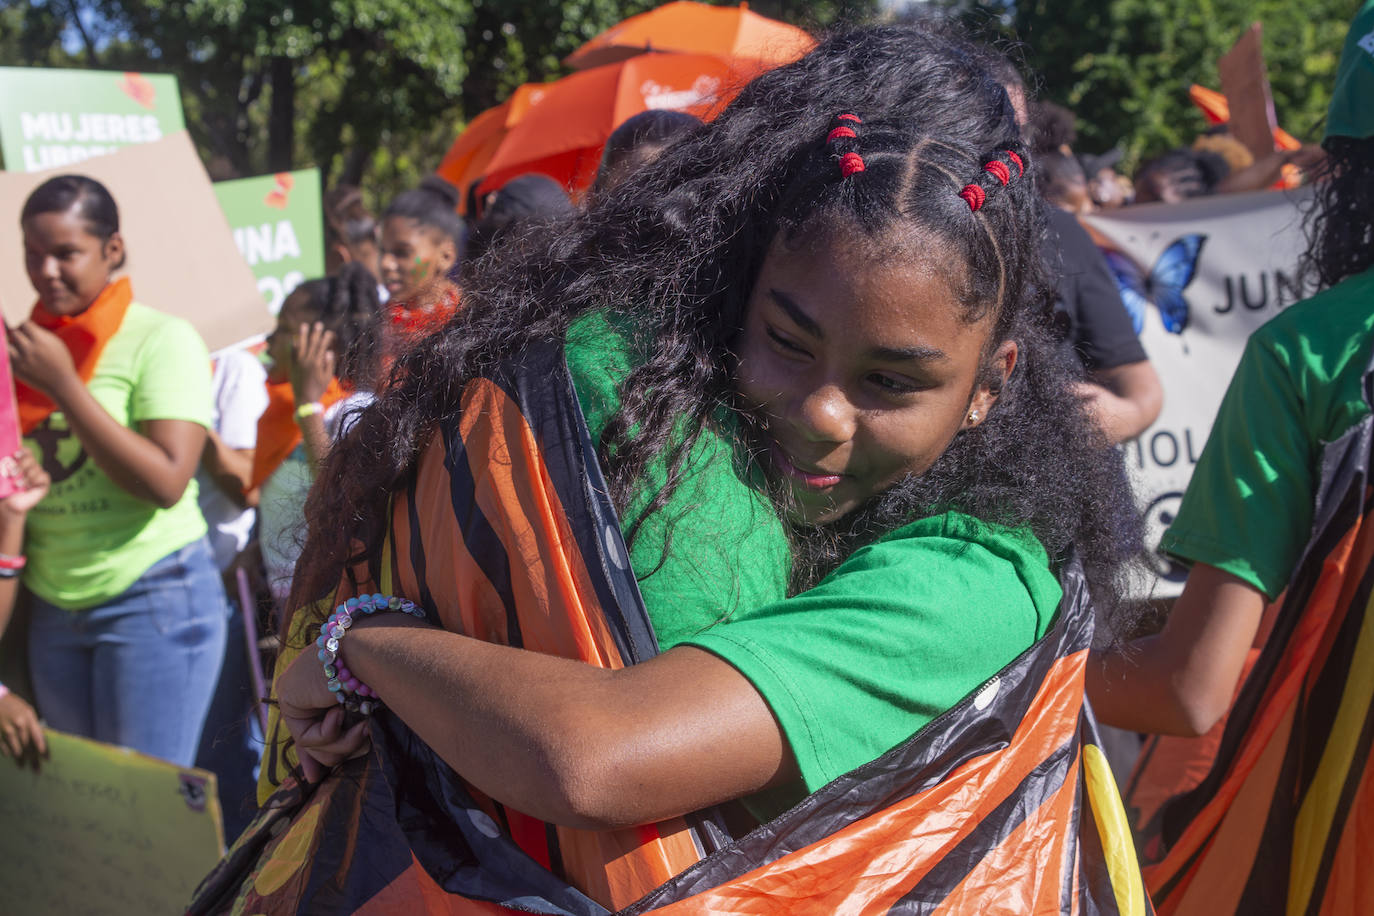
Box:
[826,112,867,177]
[957,148,1029,212]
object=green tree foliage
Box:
[5,1,873,207]
[952,0,1353,170]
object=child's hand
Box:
[0,691,46,770]
[0,449,49,518]
[290,321,337,406]
[7,321,78,398]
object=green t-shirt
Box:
[565,311,791,645]
[684,512,1061,816]
[23,302,213,610]
[1162,267,1374,600]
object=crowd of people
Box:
[0,3,1371,911]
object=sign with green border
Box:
[0,67,185,172]
[212,169,325,315]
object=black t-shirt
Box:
[1046,208,1147,372]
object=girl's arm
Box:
[202,429,255,508]
[289,322,335,469]
[1087,562,1266,736]
[0,450,49,763]
[277,616,796,830]
[8,321,204,509]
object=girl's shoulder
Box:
[564,309,645,440]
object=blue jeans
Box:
[28,538,229,768]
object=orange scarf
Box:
[247,376,349,491]
[17,277,134,434]
[385,283,461,337]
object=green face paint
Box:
[410,256,431,284]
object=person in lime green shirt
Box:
[10,175,227,768]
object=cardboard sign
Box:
[0,729,224,915]
[1084,187,1311,597]
[0,323,23,499]
[1219,24,1280,159]
[0,132,271,352]
[0,67,186,173]
[213,169,325,315]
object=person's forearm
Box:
[297,413,331,470]
[202,431,254,506]
[328,618,786,828]
[1087,564,1264,736]
[49,377,202,508]
[0,513,25,637]
[341,619,648,827]
[1076,384,1152,443]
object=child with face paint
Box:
[377,176,465,339]
[11,174,227,768]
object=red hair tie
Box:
[958,184,986,212]
[1006,150,1024,176]
[984,159,1011,185]
[838,113,862,123]
[840,152,866,176]
[826,126,858,142]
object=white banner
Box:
[1084,187,1313,595]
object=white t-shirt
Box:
[259,390,374,610]
[197,349,269,572]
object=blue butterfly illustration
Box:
[1102,234,1207,335]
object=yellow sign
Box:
[0,728,224,915]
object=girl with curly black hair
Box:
[263,21,1139,907]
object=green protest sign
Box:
[0,67,186,172]
[213,169,325,315]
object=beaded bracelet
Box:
[316,593,426,716]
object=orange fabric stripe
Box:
[935,748,1083,914]
[18,277,133,434]
[649,651,1091,914]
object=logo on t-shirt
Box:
[29,414,88,485]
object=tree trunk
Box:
[268,56,296,172]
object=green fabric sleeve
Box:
[565,311,791,648]
[682,513,1061,796]
[129,314,214,427]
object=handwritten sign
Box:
[213,169,325,315]
[0,729,224,915]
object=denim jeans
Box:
[28,537,230,768]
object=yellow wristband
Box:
[295,401,325,420]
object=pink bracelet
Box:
[315,594,426,716]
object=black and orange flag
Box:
[191,340,1148,915]
[1128,380,1374,915]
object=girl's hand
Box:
[289,322,337,407]
[0,691,46,770]
[1,449,51,518]
[7,321,78,399]
[277,644,370,782]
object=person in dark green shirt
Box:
[278,23,1135,859]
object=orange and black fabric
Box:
[190,339,1148,915]
[1128,377,1374,916]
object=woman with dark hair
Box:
[1088,4,1374,909]
[592,108,703,195]
[216,23,1142,914]
[9,174,227,767]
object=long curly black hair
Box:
[290,22,1140,628]
[1300,135,1374,293]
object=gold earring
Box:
[968,409,979,423]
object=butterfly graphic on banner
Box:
[1101,234,1207,335]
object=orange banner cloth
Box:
[17,277,133,434]
[247,377,348,491]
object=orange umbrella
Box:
[436,84,549,213]
[565,1,814,71]
[1188,84,1301,150]
[477,53,758,198]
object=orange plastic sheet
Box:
[193,340,1147,915]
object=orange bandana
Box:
[247,376,349,491]
[17,277,134,435]
[386,282,461,337]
